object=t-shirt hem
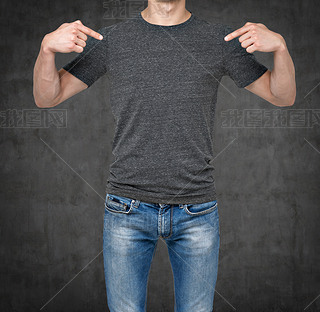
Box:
[238,66,268,88]
[62,65,93,88]
[105,184,217,205]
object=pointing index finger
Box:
[77,24,103,40]
[224,25,250,41]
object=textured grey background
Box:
[1,0,320,311]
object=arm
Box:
[225,22,296,107]
[33,44,88,108]
[33,20,103,108]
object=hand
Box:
[224,22,286,53]
[41,20,103,54]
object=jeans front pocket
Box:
[183,200,217,216]
[105,193,133,214]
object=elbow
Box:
[34,98,57,108]
[287,97,296,107]
[33,92,58,108]
[272,99,295,107]
[272,90,296,107]
[33,96,48,108]
[34,98,45,108]
[33,94,44,108]
[286,92,296,107]
[33,84,60,108]
[278,97,295,107]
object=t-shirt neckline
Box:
[137,11,195,29]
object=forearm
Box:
[270,37,296,106]
[33,37,61,108]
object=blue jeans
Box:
[103,193,220,312]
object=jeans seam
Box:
[162,205,173,239]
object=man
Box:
[33,0,296,311]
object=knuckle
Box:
[70,35,77,41]
[74,19,82,24]
[58,22,69,30]
[67,42,75,49]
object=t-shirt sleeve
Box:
[221,24,268,88]
[62,26,109,88]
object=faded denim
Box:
[103,193,220,312]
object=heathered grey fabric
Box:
[62,11,268,204]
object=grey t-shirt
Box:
[63,12,268,204]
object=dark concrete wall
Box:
[1,0,319,311]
